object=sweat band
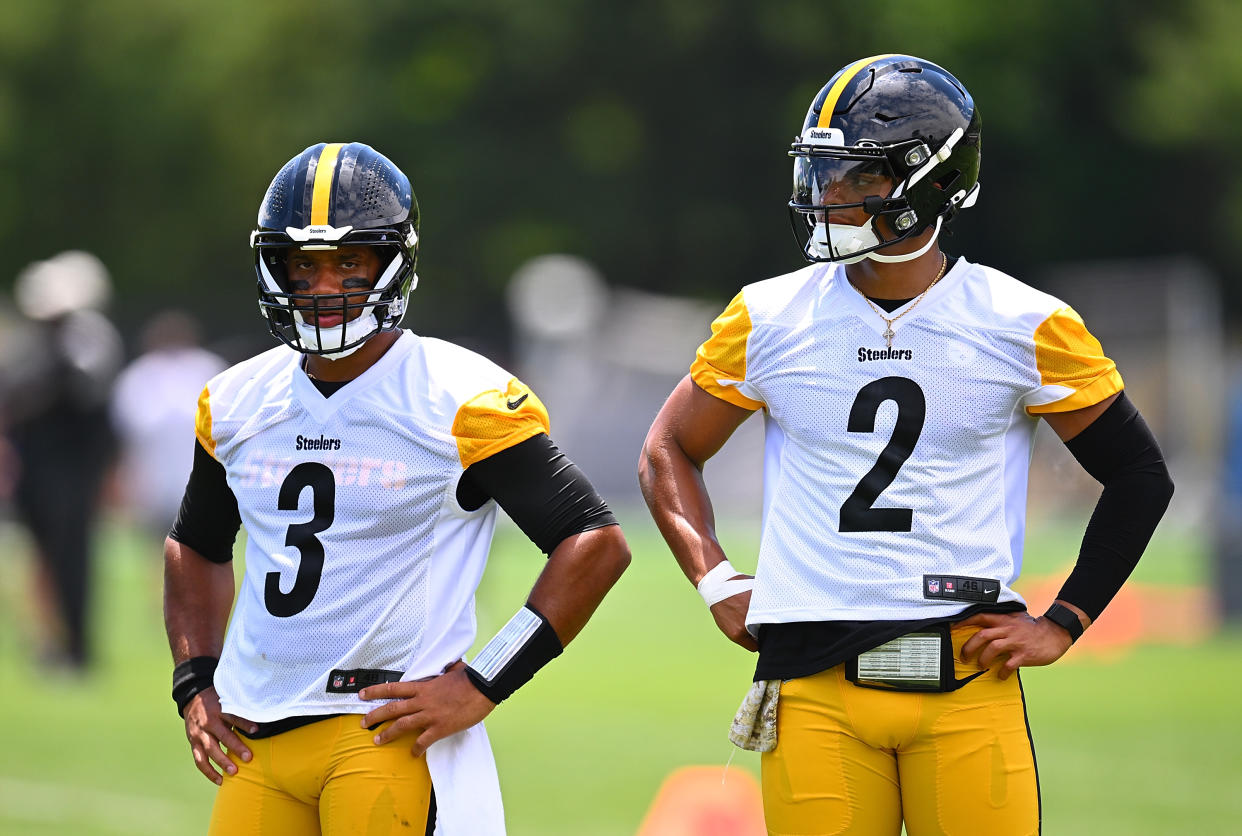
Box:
[697,560,755,607]
[465,604,563,704]
[172,655,219,717]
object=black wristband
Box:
[465,605,563,704]
[1042,603,1085,643]
[172,656,219,717]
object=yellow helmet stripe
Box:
[816,54,900,128]
[310,142,345,225]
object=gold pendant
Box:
[882,326,895,348]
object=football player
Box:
[164,142,630,835]
[639,55,1174,834]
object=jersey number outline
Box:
[839,376,926,532]
[266,462,336,617]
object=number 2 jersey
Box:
[194,331,550,722]
[691,258,1123,633]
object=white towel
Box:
[426,722,506,835]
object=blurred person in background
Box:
[110,310,226,539]
[640,54,1174,834]
[0,250,122,671]
[163,142,630,834]
[1218,368,1242,620]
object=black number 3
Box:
[266,462,336,617]
[839,376,926,532]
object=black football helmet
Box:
[251,142,419,357]
[788,54,981,264]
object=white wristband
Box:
[696,560,754,607]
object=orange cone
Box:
[636,765,765,836]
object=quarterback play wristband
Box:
[697,560,755,607]
[465,605,563,704]
[172,655,219,717]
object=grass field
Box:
[1,509,1239,834]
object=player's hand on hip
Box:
[360,661,495,758]
[710,583,758,652]
[182,687,257,785]
[957,611,1074,680]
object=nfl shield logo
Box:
[332,674,345,688]
[928,578,940,594]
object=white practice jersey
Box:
[691,258,1123,629]
[194,331,549,722]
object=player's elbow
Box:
[637,427,674,504]
[595,524,632,586]
[1153,460,1175,512]
[637,440,657,499]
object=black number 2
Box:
[266,462,336,617]
[839,376,926,532]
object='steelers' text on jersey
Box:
[691,258,1122,629]
[194,331,549,722]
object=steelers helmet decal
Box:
[788,55,982,264]
[252,142,420,358]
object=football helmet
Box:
[788,54,981,264]
[251,142,419,358]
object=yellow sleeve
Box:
[194,385,218,459]
[1026,306,1124,414]
[452,377,551,468]
[689,292,765,411]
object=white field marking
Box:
[0,775,194,832]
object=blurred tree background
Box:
[0,0,1235,361]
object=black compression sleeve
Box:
[168,440,242,563]
[1058,392,1175,620]
[456,434,618,555]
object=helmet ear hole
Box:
[934,170,962,193]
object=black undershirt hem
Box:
[237,713,342,739]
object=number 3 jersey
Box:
[194,331,549,722]
[691,258,1123,630]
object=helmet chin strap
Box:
[294,313,377,359]
[866,216,943,263]
[812,216,942,264]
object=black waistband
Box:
[753,601,1026,682]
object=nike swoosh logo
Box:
[506,393,529,410]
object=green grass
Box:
[0,510,1237,834]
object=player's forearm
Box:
[639,434,730,586]
[527,524,630,646]
[1057,393,1175,620]
[163,536,235,663]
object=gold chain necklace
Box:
[853,253,948,348]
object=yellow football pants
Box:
[761,625,1039,836]
[209,715,433,836]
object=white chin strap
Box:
[293,313,378,360]
[811,216,943,264]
